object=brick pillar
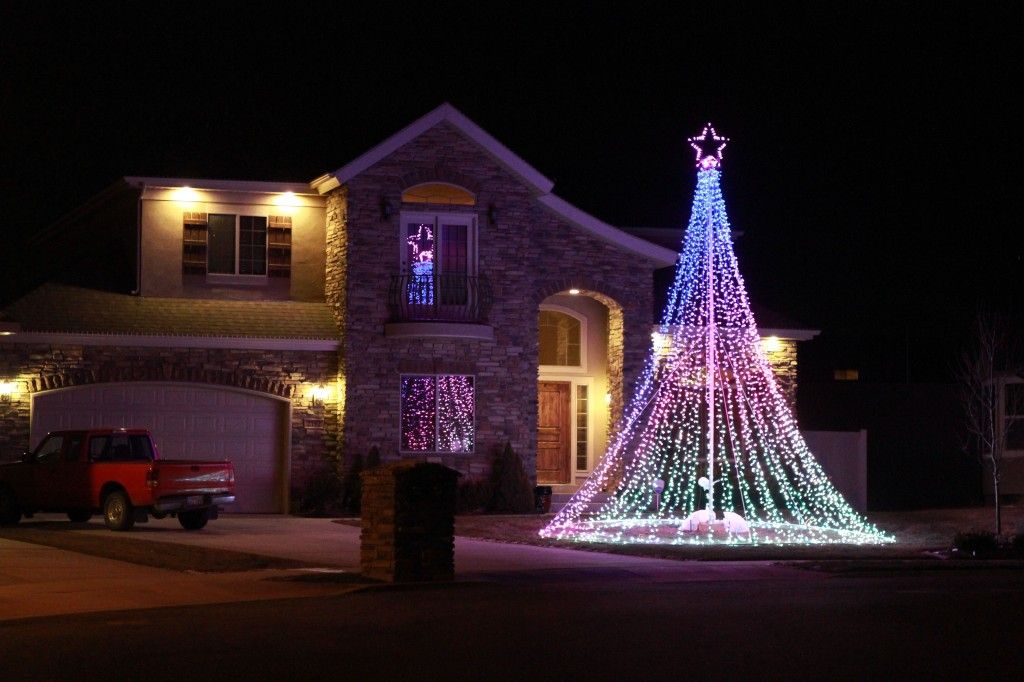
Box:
[360,461,459,582]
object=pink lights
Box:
[540,129,891,546]
[688,122,729,169]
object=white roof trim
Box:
[759,327,820,341]
[4,332,339,351]
[538,194,678,267]
[311,103,555,195]
[126,177,318,196]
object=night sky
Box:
[2,3,1021,381]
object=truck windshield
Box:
[89,434,154,462]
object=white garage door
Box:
[31,383,286,513]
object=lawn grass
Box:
[440,505,1024,563]
[0,522,311,573]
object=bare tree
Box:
[956,311,1022,534]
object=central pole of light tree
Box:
[705,188,716,517]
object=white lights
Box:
[568,288,581,295]
[541,125,893,547]
[688,123,729,170]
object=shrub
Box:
[952,530,999,557]
[341,446,381,515]
[298,465,343,516]
[487,441,534,514]
[456,477,494,514]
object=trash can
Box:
[534,485,552,513]
[361,461,460,582]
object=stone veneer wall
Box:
[327,121,656,483]
[0,343,339,510]
[764,339,799,410]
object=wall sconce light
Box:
[0,381,18,403]
[0,320,20,336]
[309,384,330,407]
[487,203,497,226]
[761,335,783,353]
[604,392,612,406]
[380,196,394,221]
[568,288,581,295]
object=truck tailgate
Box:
[154,460,234,496]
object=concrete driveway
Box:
[41,513,805,582]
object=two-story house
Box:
[0,104,815,513]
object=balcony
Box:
[385,274,494,340]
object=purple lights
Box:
[400,374,475,453]
[688,123,729,169]
[540,125,891,546]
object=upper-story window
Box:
[400,211,476,306]
[183,213,291,280]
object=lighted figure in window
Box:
[406,223,435,305]
[540,124,893,546]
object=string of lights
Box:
[540,125,893,546]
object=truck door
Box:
[25,434,66,508]
[60,434,90,509]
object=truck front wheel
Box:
[0,488,21,525]
[103,491,135,531]
[178,510,209,530]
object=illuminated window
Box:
[576,385,588,470]
[539,310,582,366]
[400,375,475,453]
[833,369,860,381]
[401,211,475,306]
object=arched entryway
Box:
[30,382,290,513]
[537,289,622,488]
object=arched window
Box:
[401,183,476,206]
[539,310,582,366]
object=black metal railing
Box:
[388,273,493,324]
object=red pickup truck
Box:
[0,428,235,531]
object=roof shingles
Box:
[1,284,339,340]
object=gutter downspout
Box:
[131,181,143,295]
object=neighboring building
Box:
[0,104,815,511]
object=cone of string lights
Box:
[540,124,893,545]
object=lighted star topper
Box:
[688,123,729,169]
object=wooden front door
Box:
[537,381,571,484]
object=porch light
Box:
[0,381,18,403]
[309,384,331,407]
[568,288,580,295]
[0,320,19,335]
[761,335,782,353]
[273,191,301,208]
[604,392,612,406]
[172,186,200,203]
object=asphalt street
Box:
[2,563,1021,680]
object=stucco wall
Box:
[139,188,326,302]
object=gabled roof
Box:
[310,102,555,196]
[1,284,339,349]
[309,103,678,267]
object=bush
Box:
[487,441,534,514]
[341,446,382,515]
[456,477,494,514]
[952,530,999,557]
[298,465,343,516]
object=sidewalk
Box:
[1,515,811,622]
[0,536,362,623]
